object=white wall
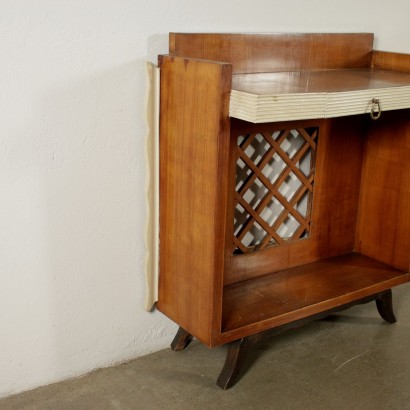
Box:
[1,0,409,398]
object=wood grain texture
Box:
[225,116,365,285]
[157,55,232,347]
[372,51,410,73]
[221,253,409,342]
[356,110,410,271]
[170,33,374,74]
[159,34,410,352]
[231,68,410,94]
[217,289,393,388]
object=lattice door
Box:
[234,127,318,254]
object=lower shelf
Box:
[221,252,409,340]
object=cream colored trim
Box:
[144,62,160,311]
[230,70,410,123]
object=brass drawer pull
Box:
[370,98,382,120]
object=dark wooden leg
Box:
[171,292,398,389]
[216,336,257,390]
[214,292,397,389]
[171,327,193,351]
[376,289,396,324]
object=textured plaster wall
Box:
[1,0,409,398]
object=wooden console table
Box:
[156,33,410,389]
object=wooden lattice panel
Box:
[234,127,318,254]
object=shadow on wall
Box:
[0,61,142,396]
[1,33,177,397]
[42,60,145,370]
[29,57,174,386]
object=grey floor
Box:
[2,283,410,410]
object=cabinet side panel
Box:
[356,110,410,272]
[170,33,374,74]
[372,51,410,73]
[158,55,232,346]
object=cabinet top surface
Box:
[231,68,410,95]
[164,32,410,122]
[229,68,410,123]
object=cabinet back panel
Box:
[372,51,410,73]
[225,117,365,285]
[170,33,374,74]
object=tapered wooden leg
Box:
[171,327,193,351]
[376,289,396,324]
[216,336,256,390]
[170,292,397,389]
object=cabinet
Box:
[156,33,410,388]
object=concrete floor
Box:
[2,283,410,410]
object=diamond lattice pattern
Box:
[234,127,318,254]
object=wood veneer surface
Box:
[158,34,410,348]
[356,110,410,271]
[222,253,409,336]
[372,51,410,73]
[158,55,232,346]
[170,33,374,74]
[231,68,410,95]
[225,116,365,285]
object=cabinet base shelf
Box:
[221,252,409,340]
[172,289,396,389]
